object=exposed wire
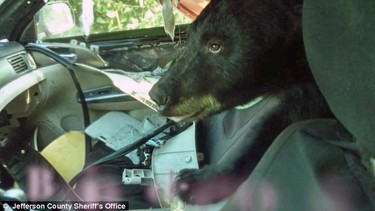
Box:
[68,120,176,187]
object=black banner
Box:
[1,201,129,211]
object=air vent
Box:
[7,52,36,74]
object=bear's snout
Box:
[149,84,171,112]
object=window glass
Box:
[37,0,191,40]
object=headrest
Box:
[302,0,375,163]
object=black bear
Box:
[149,0,331,204]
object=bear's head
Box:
[149,0,306,122]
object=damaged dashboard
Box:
[0,39,168,145]
[0,39,201,208]
[0,39,180,145]
[0,40,106,137]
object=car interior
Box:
[0,0,374,210]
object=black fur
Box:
[149,0,331,204]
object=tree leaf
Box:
[96,17,106,24]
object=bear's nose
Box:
[149,86,170,111]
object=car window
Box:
[36,0,191,40]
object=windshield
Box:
[73,0,191,32]
[36,0,192,40]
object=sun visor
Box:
[302,0,375,161]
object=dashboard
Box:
[0,40,197,208]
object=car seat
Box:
[197,96,279,166]
[217,0,375,210]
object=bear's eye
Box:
[208,43,222,54]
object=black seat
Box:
[197,96,279,165]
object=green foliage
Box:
[67,0,190,34]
